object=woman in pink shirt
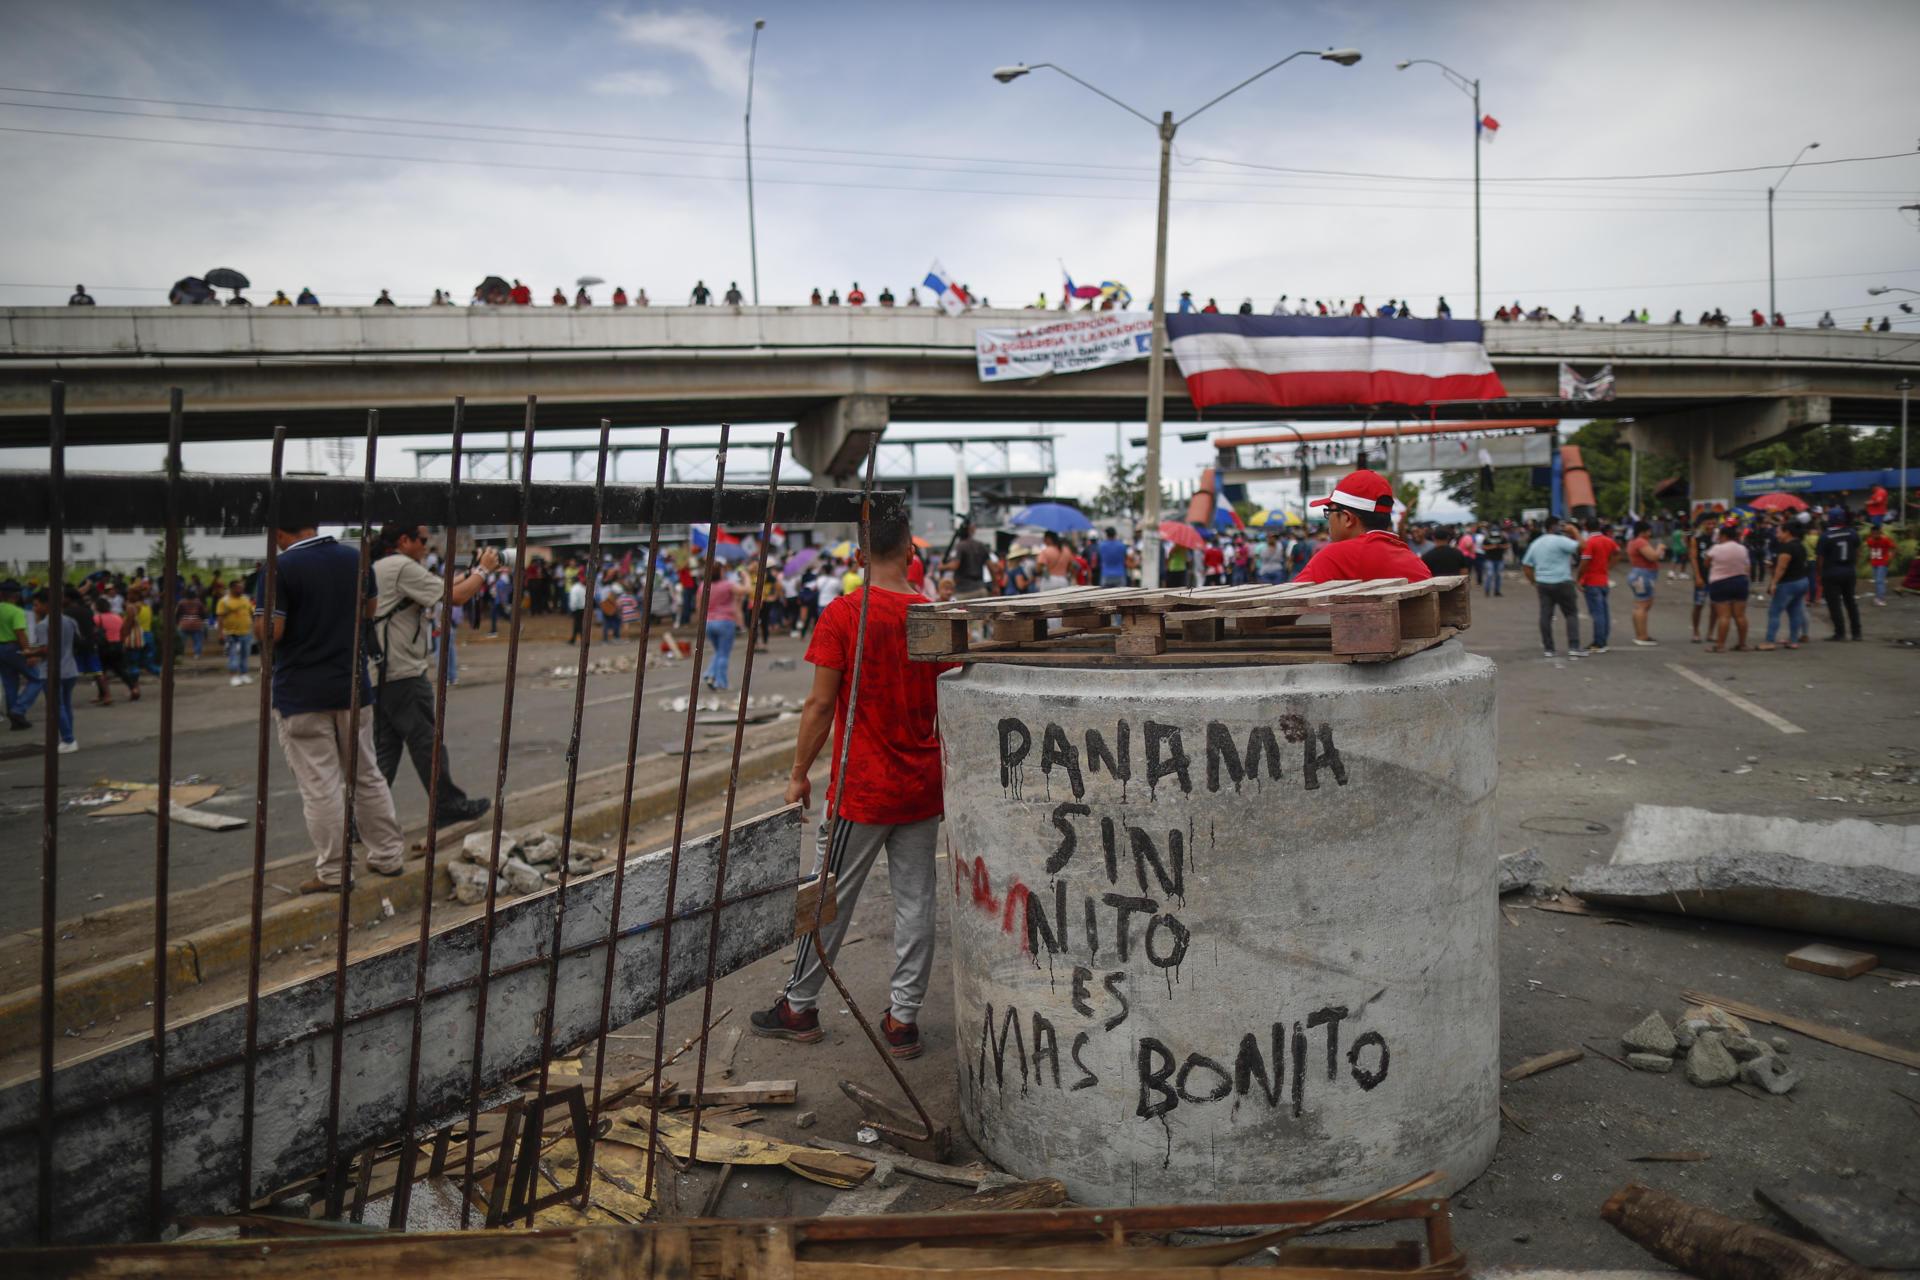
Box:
[1703,525,1752,652]
[700,564,743,690]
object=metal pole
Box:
[1900,377,1912,525]
[746,19,765,306]
[1628,436,1639,519]
[1472,79,1482,321]
[1141,110,1174,590]
[1767,184,1776,321]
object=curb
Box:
[0,735,795,1051]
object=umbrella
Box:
[783,547,820,575]
[576,275,605,287]
[1748,492,1809,512]
[1158,521,1207,552]
[911,534,930,549]
[475,275,512,304]
[829,540,853,559]
[168,276,216,305]
[1250,508,1307,529]
[1010,502,1094,534]
[203,267,250,290]
[712,541,749,563]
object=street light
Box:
[1767,141,1819,321]
[1868,285,1920,297]
[745,18,767,306]
[994,48,1362,587]
[1396,58,1483,320]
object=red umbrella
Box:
[1158,520,1208,551]
[1748,492,1808,512]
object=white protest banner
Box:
[975,312,1154,382]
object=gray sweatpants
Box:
[784,814,940,1024]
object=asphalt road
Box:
[0,614,821,933]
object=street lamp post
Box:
[745,19,766,306]
[994,48,1362,587]
[1767,141,1819,321]
[1396,59,1481,320]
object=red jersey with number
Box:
[1868,536,1895,567]
[805,588,953,825]
[1292,530,1433,584]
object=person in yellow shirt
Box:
[215,578,255,686]
[269,291,292,306]
[841,564,863,597]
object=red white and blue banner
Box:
[1166,315,1506,409]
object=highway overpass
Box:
[3,306,1915,498]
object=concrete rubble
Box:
[1568,805,1920,945]
[1614,1003,1800,1096]
[1498,847,1550,896]
[451,827,616,903]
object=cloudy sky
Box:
[3,0,1917,513]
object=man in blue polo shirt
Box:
[1521,516,1585,659]
[1095,527,1133,587]
[258,524,406,893]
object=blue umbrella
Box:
[1010,502,1094,534]
[712,541,750,563]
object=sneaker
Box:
[6,713,28,731]
[299,877,343,895]
[57,740,78,755]
[1873,598,1886,607]
[1632,638,1659,647]
[1543,649,1556,659]
[881,1011,923,1060]
[1825,634,1845,642]
[749,998,823,1044]
[1590,645,1609,654]
[435,796,491,826]
[1568,648,1588,659]
[229,675,241,687]
[366,862,406,878]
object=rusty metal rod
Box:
[389,401,466,1230]
[802,437,942,1150]
[238,427,286,1211]
[35,381,66,1244]
[458,396,538,1229]
[687,432,785,1159]
[321,410,381,1220]
[584,428,670,1194]
[522,420,610,1224]
[148,386,184,1235]
[642,424,730,1198]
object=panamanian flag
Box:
[922,260,971,317]
[1166,315,1506,409]
[688,523,739,552]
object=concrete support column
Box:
[1624,395,1830,507]
[793,394,889,485]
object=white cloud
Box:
[606,8,747,97]
[590,69,676,98]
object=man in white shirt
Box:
[372,522,499,824]
[568,571,589,642]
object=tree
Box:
[1439,465,1548,522]
[1087,453,1172,522]
[1394,478,1422,523]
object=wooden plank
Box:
[1114,611,1166,657]
[795,874,838,937]
[1501,1048,1585,1082]
[643,1080,798,1108]
[988,616,1046,644]
[1785,943,1879,980]
[1680,989,1920,1071]
[905,614,967,657]
[1329,602,1401,656]
[1436,578,1473,630]
[1397,593,1441,640]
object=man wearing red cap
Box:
[1293,470,1432,584]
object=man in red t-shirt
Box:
[1576,517,1620,652]
[1292,470,1433,584]
[1866,528,1896,605]
[752,504,952,1058]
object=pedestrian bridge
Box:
[3,306,1914,493]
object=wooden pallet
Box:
[907,575,1471,665]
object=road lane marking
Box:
[1665,663,1805,735]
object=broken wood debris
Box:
[1785,942,1879,980]
[1501,1047,1584,1082]
[1603,1181,1872,1280]
[1681,989,1920,1071]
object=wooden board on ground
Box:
[908,576,1470,666]
[1785,943,1879,980]
[92,783,221,815]
[1501,1048,1584,1082]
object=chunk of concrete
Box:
[1723,1034,1770,1063]
[1498,847,1549,895]
[1741,1055,1800,1095]
[1627,1052,1674,1073]
[501,855,544,895]
[1568,805,1920,946]
[1621,1012,1678,1058]
[447,859,505,905]
[1685,1036,1738,1087]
